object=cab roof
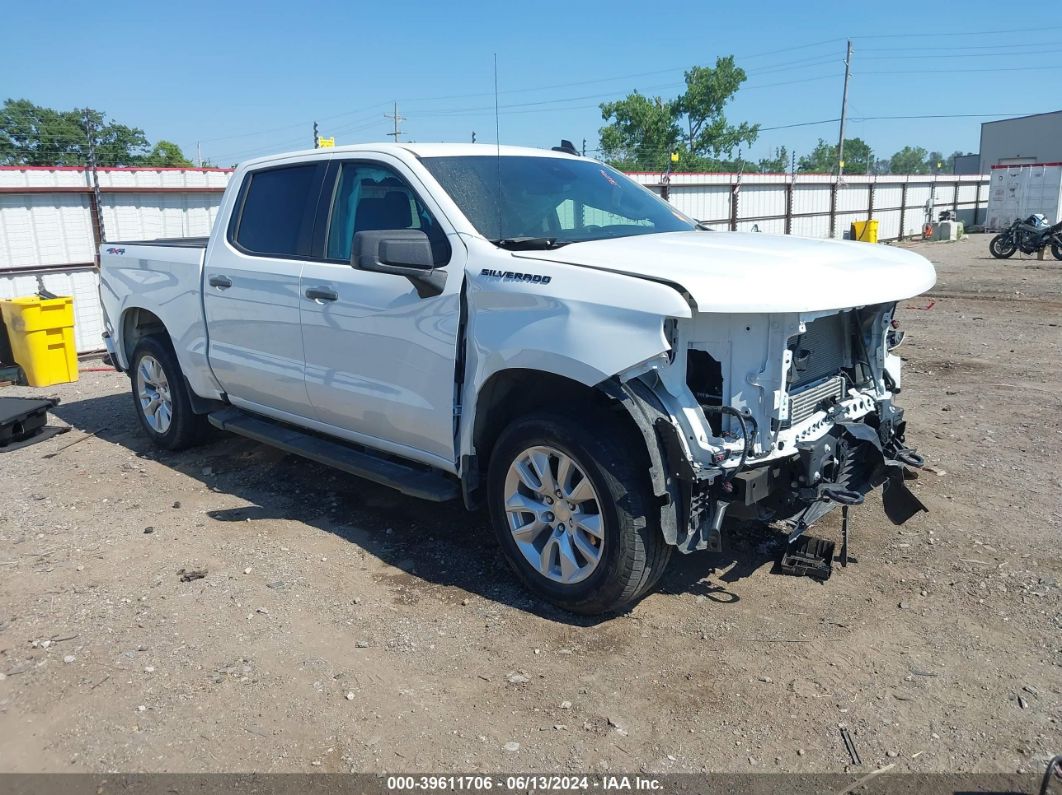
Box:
[241,142,591,168]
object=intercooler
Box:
[787,375,846,424]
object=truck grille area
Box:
[787,375,846,425]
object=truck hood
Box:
[512,231,936,313]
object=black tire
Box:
[129,335,208,451]
[1052,241,1062,261]
[989,234,1016,259]
[487,412,671,615]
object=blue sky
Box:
[3,0,1060,168]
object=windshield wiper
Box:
[490,237,572,250]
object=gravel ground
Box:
[0,235,1058,777]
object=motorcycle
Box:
[989,214,1062,259]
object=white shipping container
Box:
[985,162,1062,230]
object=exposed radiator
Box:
[788,375,846,425]
[789,313,847,389]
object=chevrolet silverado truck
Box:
[99,143,934,614]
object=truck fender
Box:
[456,262,692,475]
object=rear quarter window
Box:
[232,163,323,257]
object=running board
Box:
[207,407,459,502]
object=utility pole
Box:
[313,121,319,149]
[385,102,405,142]
[196,140,202,168]
[836,40,852,177]
[83,109,106,247]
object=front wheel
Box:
[487,412,671,615]
[129,335,208,451]
[989,234,1017,259]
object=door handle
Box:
[305,286,338,302]
[208,274,232,289]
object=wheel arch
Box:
[464,368,676,531]
[120,306,169,366]
[121,306,223,415]
[471,369,625,471]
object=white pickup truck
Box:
[100,142,935,614]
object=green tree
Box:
[598,93,680,171]
[925,150,947,174]
[889,146,929,175]
[0,98,150,166]
[797,137,873,174]
[757,146,789,173]
[141,140,193,167]
[598,56,758,172]
[674,57,759,162]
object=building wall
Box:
[979,111,1062,173]
[952,154,980,175]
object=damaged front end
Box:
[608,302,927,554]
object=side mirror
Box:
[351,229,446,298]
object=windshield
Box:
[420,155,697,244]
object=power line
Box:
[12,27,1061,166]
[858,47,1062,60]
[859,40,1061,52]
[852,23,1062,39]
[859,63,1062,75]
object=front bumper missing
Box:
[607,378,927,557]
[784,417,927,538]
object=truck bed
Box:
[98,238,218,399]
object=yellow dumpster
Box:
[850,219,878,243]
[0,296,79,387]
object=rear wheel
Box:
[487,412,671,615]
[1051,241,1062,260]
[130,336,208,451]
[989,234,1017,259]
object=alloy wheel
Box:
[136,354,173,434]
[502,445,604,584]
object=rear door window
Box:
[233,163,325,257]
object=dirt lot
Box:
[0,236,1058,777]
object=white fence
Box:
[628,172,990,239]
[0,166,229,352]
[0,166,988,354]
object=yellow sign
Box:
[670,152,680,163]
[318,137,335,148]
